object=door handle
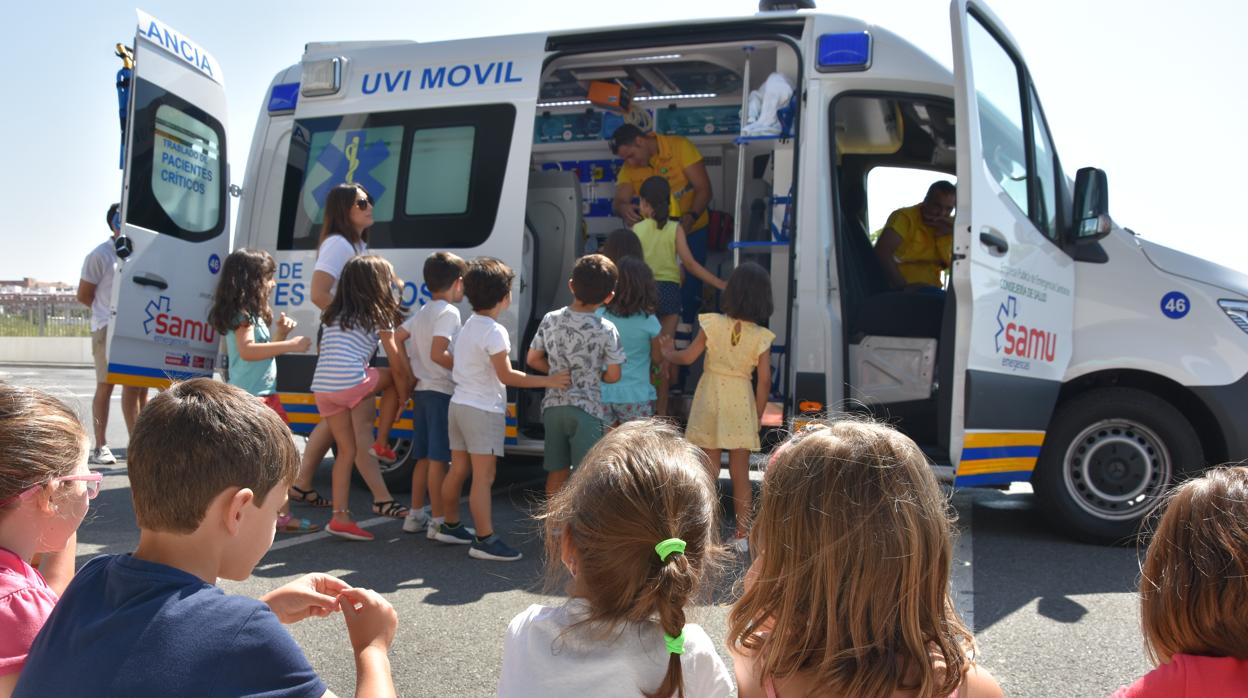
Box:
[979,230,1009,255]
[132,275,168,290]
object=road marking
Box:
[267,477,545,553]
[951,491,975,631]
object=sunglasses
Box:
[355,196,375,211]
[0,472,104,508]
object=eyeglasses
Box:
[0,472,103,508]
[355,196,374,211]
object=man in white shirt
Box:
[77,204,148,464]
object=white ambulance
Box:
[109,2,1248,543]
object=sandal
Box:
[372,500,410,519]
[276,513,321,534]
[288,485,331,508]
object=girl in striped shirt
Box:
[311,255,414,541]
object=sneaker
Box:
[402,506,432,534]
[371,443,397,461]
[427,519,474,540]
[89,446,117,465]
[326,519,374,541]
[433,522,475,545]
[469,534,523,562]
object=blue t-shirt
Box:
[598,308,661,404]
[225,313,277,396]
[16,555,325,698]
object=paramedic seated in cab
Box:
[873,181,956,292]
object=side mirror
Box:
[1072,167,1111,243]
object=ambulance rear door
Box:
[107,11,229,388]
[276,36,546,354]
[947,0,1076,485]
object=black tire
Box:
[1033,387,1203,545]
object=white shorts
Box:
[447,402,505,456]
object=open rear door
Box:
[106,11,229,388]
[947,0,1076,485]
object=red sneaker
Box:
[327,519,374,541]
[371,443,397,461]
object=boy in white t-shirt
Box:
[435,258,569,562]
[395,252,468,538]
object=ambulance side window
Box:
[1029,87,1060,241]
[277,104,515,251]
[125,78,227,242]
[966,16,1028,216]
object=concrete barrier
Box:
[0,337,92,366]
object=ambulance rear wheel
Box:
[1033,387,1202,545]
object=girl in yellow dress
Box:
[661,262,774,553]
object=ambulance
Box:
[107,2,1248,543]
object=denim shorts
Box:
[656,281,682,318]
[411,390,452,463]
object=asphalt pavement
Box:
[2,364,1152,697]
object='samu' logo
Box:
[995,295,1057,363]
[144,296,217,344]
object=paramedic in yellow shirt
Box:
[874,181,957,290]
[609,124,713,234]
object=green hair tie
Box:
[664,630,686,655]
[654,538,687,562]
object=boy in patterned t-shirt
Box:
[526,254,625,496]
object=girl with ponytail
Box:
[498,419,733,697]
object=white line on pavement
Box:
[952,491,975,631]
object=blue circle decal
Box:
[1160,291,1190,319]
[208,254,221,274]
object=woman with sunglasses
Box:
[290,183,383,509]
[0,382,101,696]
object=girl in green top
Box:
[208,249,316,533]
[633,176,726,416]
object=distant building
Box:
[0,277,76,295]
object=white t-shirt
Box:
[449,313,510,413]
[313,234,368,297]
[498,601,734,698]
[80,240,117,332]
[402,299,461,396]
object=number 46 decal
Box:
[1161,291,1190,319]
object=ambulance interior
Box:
[519,40,800,437]
[833,94,957,449]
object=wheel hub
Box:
[1062,420,1171,521]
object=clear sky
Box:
[4,0,1245,283]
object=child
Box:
[727,420,1004,698]
[526,254,625,496]
[600,227,644,264]
[394,251,468,538]
[15,379,399,697]
[633,175,726,416]
[435,257,569,561]
[1111,466,1248,697]
[208,248,317,534]
[599,256,662,425]
[661,262,775,553]
[0,384,96,694]
[311,255,414,541]
[498,419,733,697]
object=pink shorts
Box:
[314,368,381,418]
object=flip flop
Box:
[276,513,320,534]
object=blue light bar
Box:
[268,82,300,113]
[817,32,871,72]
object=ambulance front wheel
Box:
[1033,387,1203,545]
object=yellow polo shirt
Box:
[885,204,953,288]
[617,134,709,231]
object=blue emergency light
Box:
[817,32,871,72]
[268,82,300,114]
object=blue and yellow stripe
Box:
[106,362,208,389]
[954,430,1045,487]
[278,392,520,446]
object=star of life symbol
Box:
[994,295,1018,353]
[311,130,390,207]
[143,296,172,335]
